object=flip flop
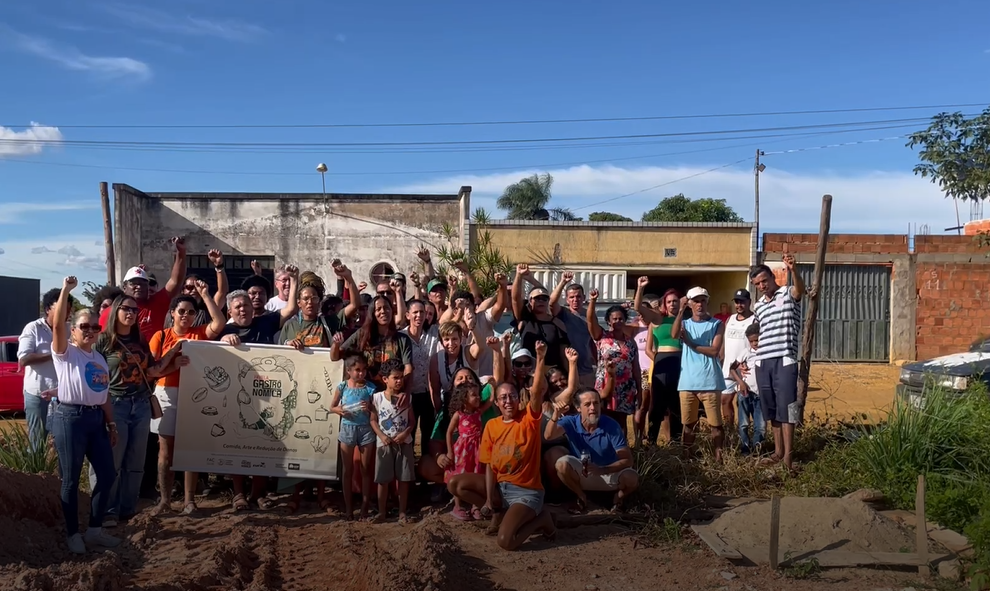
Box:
[181,502,197,516]
[232,494,249,512]
[255,496,275,511]
[567,498,587,515]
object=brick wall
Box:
[762,233,909,254]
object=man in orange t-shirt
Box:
[448,341,556,551]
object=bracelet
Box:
[214,264,225,270]
[106,422,117,430]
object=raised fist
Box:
[589,288,600,301]
[207,249,223,266]
[637,276,649,288]
[63,276,78,291]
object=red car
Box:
[0,336,26,412]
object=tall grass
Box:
[0,420,59,475]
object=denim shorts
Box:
[499,482,544,514]
[339,422,376,447]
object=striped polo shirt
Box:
[753,285,801,362]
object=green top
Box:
[95,332,154,398]
[651,316,682,350]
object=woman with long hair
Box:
[92,293,188,526]
[50,276,119,554]
[635,278,684,444]
[586,290,642,437]
[333,295,413,390]
[148,280,226,515]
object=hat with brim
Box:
[686,286,709,301]
[511,348,534,361]
[123,266,149,283]
[427,279,447,293]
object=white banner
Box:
[173,340,342,479]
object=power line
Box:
[2,102,984,129]
[0,116,942,150]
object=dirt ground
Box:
[805,363,899,421]
[0,465,953,591]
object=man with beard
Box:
[99,237,187,340]
[511,263,569,372]
[545,388,639,513]
[550,272,596,388]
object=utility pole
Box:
[754,149,765,258]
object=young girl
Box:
[330,351,377,520]
[444,382,491,520]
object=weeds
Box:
[637,510,684,546]
[782,553,822,579]
[0,420,59,475]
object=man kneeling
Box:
[545,388,639,513]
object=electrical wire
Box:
[2,102,984,129]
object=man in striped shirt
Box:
[749,253,805,471]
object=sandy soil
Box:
[805,364,900,421]
[0,467,945,591]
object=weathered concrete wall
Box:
[485,220,755,269]
[113,185,468,290]
[763,233,990,362]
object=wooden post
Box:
[100,182,116,286]
[796,194,832,421]
[916,474,929,576]
[769,495,781,569]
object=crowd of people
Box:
[15,236,804,554]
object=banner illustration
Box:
[173,340,342,479]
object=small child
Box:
[369,359,415,523]
[445,382,492,521]
[730,323,765,455]
[331,353,377,520]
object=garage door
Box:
[797,264,891,362]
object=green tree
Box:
[641,193,743,222]
[588,211,633,222]
[434,208,512,298]
[81,281,105,306]
[496,173,579,221]
[906,108,990,202]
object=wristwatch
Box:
[106,422,117,431]
[214,262,225,270]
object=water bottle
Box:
[580,451,590,475]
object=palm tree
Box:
[496,173,580,221]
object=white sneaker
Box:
[102,517,117,528]
[67,533,86,555]
[84,527,122,548]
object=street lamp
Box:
[316,163,328,196]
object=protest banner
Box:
[173,340,342,479]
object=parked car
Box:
[896,337,990,405]
[0,335,26,412]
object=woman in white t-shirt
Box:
[50,276,120,555]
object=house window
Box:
[370,262,395,285]
[664,248,677,258]
[186,255,275,294]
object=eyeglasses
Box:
[175,309,197,316]
[75,324,100,332]
[299,296,319,303]
[497,394,519,403]
[182,284,197,292]
[119,305,139,315]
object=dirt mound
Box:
[0,467,76,569]
[709,496,916,554]
[4,553,125,591]
[0,467,62,526]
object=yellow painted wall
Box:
[691,271,750,311]
[486,226,752,267]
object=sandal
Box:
[567,498,587,515]
[255,496,275,511]
[181,502,197,516]
[758,454,783,466]
[286,499,300,514]
[451,507,472,521]
[232,494,249,512]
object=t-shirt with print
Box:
[338,381,376,426]
[372,390,412,446]
[219,313,282,345]
[721,314,757,380]
[53,344,110,406]
[733,348,760,394]
[95,332,154,398]
[517,307,570,370]
[98,289,172,341]
[557,414,627,467]
[340,331,413,387]
[149,325,210,388]
[279,317,330,348]
[400,326,439,394]
[479,404,543,491]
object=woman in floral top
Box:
[586,289,643,437]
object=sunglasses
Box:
[119,305,139,315]
[175,309,197,316]
[531,296,549,302]
[512,360,533,368]
[377,291,390,297]
[183,284,197,292]
[75,323,100,332]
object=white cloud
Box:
[3,26,151,80]
[1,202,100,225]
[103,5,267,42]
[57,245,83,257]
[386,164,958,233]
[0,235,106,292]
[0,122,63,157]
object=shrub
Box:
[0,420,59,475]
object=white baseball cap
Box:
[686,286,709,300]
[123,266,149,283]
[511,348,534,361]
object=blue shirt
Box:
[338,381,376,426]
[557,414,627,467]
[557,309,595,375]
[677,317,727,392]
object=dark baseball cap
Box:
[732,289,751,302]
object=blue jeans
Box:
[737,393,766,454]
[23,392,50,452]
[51,402,115,536]
[90,396,152,518]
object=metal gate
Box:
[796,264,891,362]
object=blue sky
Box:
[1,0,989,292]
